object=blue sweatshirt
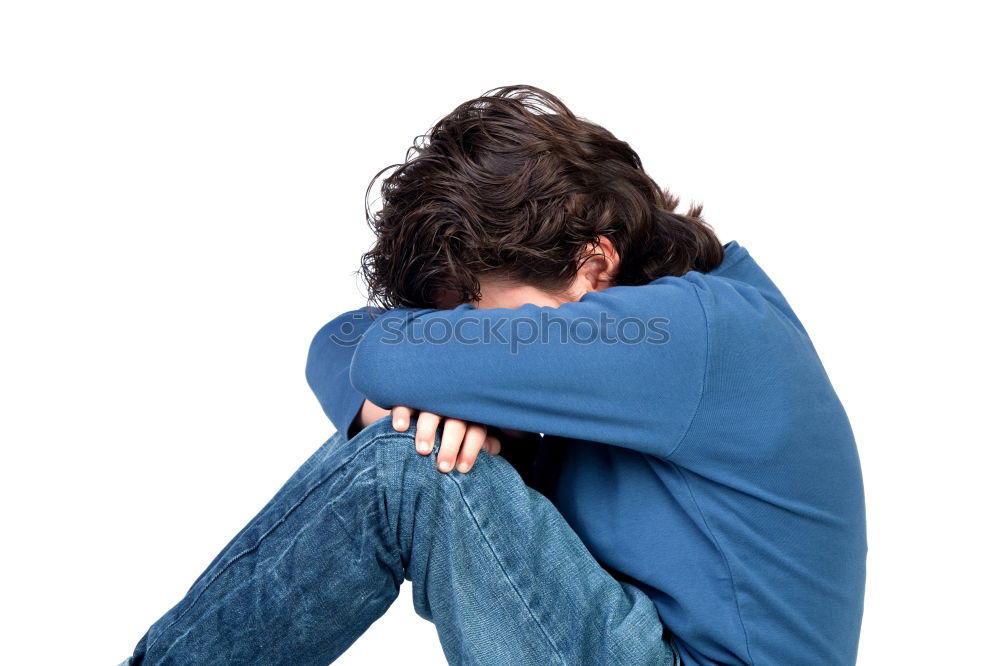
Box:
[305,240,867,665]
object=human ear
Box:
[577,235,619,291]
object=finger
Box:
[455,423,488,473]
[415,411,440,455]
[436,418,468,473]
[392,405,414,431]
[485,435,501,456]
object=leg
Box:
[121,415,678,665]
[122,420,405,665]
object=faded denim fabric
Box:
[118,415,679,665]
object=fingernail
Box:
[417,441,431,454]
[394,418,406,429]
[438,461,452,472]
[457,462,470,473]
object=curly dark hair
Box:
[358,84,724,312]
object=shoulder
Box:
[681,270,805,347]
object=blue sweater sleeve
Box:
[349,278,708,460]
[305,306,386,436]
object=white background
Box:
[1,2,996,664]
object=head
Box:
[358,84,724,312]
[438,233,620,310]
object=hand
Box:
[390,406,501,474]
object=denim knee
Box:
[351,414,517,491]
[347,414,417,451]
[347,414,498,477]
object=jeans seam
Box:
[368,425,566,663]
[375,448,404,571]
[442,459,567,664]
[145,433,385,657]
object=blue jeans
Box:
[119,415,679,665]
